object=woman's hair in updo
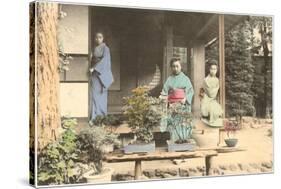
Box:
[95,31,104,37]
[169,58,181,67]
[209,59,218,69]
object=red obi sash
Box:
[168,88,185,103]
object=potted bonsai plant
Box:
[77,126,120,183]
[90,115,122,153]
[122,86,162,154]
[162,103,196,152]
[224,119,240,147]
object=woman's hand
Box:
[181,97,186,104]
[89,68,94,73]
[199,88,205,99]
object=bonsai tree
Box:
[224,119,241,139]
[76,126,120,175]
[163,103,193,144]
[223,119,241,147]
[123,86,162,144]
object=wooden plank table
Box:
[104,147,245,180]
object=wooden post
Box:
[134,160,142,180]
[191,40,205,118]
[219,15,226,117]
[205,155,215,176]
[163,26,173,83]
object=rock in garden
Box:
[172,159,184,165]
[179,168,189,177]
[219,165,227,170]
[250,123,261,129]
[165,168,178,176]
[261,161,272,169]
[228,164,238,172]
[196,166,205,173]
[265,119,273,124]
[163,173,174,178]
[143,169,155,178]
[249,163,259,169]
[155,169,164,177]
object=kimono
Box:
[161,72,194,111]
[90,43,113,121]
[160,72,194,141]
[200,75,223,127]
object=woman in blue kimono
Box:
[89,32,114,125]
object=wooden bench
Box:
[104,147,246,180]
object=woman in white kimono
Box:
[200,62,223,127]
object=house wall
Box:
[59,4,89,117]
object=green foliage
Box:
[91,114,122,127]
[38,126,79,185]
[123,86,162,143]
[248,16,272,56]
[225,20,255,118]
[206,17,273,118]
[58,8,72,73]
[249,16,273,117]
[58,43,73,73]
[61,116,78,129]
[163,103,193,143]
[76,126,120,174]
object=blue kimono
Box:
[90,43,113,121]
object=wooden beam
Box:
[196,15,217,39]
[104,150,218,162]
[219,15,226,117]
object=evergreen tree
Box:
[249,16,272,118]
[225,20,255,120]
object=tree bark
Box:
[29,2,36,185]
[260,19,270,117]
[34,2,61,149]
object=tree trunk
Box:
[261,19,270,117]
[29,2,36,185]
[34,2,61,149]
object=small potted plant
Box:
[162,103,196,152]
[224,119,240,147]
[77,126,120,183]
[90,115,122,153]
[122,86,162,153]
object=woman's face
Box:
[171,61,181,75]
[95,33,104,45]
[210,65,218,76]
